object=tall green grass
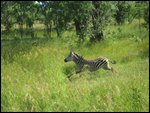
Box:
[1,20,149,112]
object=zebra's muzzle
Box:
[64,59,68,62]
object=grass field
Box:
[1,20,149,112]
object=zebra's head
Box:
[64,51,78,62]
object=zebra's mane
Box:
[74,53,83,60]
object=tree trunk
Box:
[5,20,11,32]
[90,1,103,42]
[91,16,103,41]
[74,19,84,42]
[55,21,60,37]
[49,22,52,38]
[26,19,34,38]
[90,32,103,42]
[19,23,23,38]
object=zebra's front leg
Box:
[103,64,117,74]
[76,70,82,74]
[75,66,84,77]
[76,65,84,73]
[76,67,83,74]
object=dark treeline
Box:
[1,1,149,42]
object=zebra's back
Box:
[85,57,109,71]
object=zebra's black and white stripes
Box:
[64,51,116,74]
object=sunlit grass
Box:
[1,20,149,112]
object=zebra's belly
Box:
[88,65,100,72]
[87,62,107,72]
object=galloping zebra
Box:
[64,51,116,74]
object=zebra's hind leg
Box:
[110,67,116,74]
[103,63,116,74]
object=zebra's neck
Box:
[73,55,89,65]
[83,59,91,64]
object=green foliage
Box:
[115,1,129,24]
[105,19,148,41]
[64,1,93,41]
[1,1,149,41]
[143,3,149,29]
[90,1,117,41]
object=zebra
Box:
[64,51,116,74]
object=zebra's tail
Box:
[109,60,116,64]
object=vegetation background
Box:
[1,1,149,112]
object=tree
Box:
[144,5,149,25]
[1,1,16,32]
[90,1,117,41]
[134,1,149,30]
[125,1,137,23]
[9,1,37,38]
[37,1,69,38]
[25,2,39,38]
[66,1,93,42]
[53,1,69,37]
[143,2,149,29]
[114,1,128,24]
[37,1,54,38]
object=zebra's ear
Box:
[71,51,75,55]
[70,50,74,54]
[73,52,79,59]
